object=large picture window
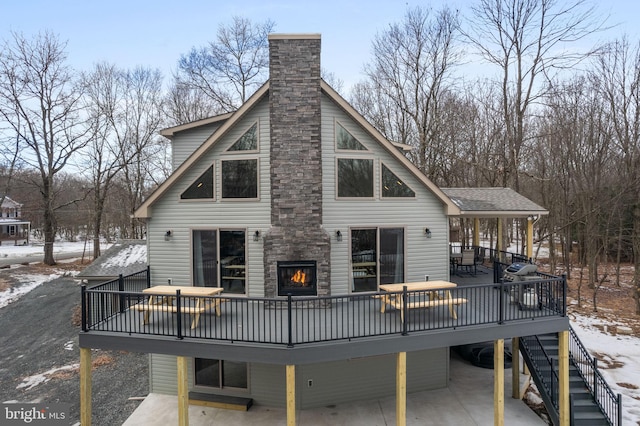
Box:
[337,158,373,198]
[222,159,258,199]
[194,358,247,389]
[351,227,404,292]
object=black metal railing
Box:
[520,335,561,426]
[81,276,566,346]
[569,327,622,426]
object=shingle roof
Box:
[441,187,548,218]
[77,240,147,279]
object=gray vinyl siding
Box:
[321,96,450,295]
[171,122,226,169]
[147,94,451,401]
[148,99,270,296]
[149,354,194,394]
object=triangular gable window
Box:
[382,164,415,198]
[336,123,367,150]
[228,123,257,151]
[181,165,214,199]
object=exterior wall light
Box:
[336,230,342,242]
[164,230,172,241]
[425,228,432,238]
[254,230,261,241]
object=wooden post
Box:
[177,356,189,426]
[494,339,504,426]
[558,330,570,426]
[511,337,520,399]
[473,218,480,247]
[497,218,503,253]
[396,352,407,426]
[80,347,92,426]
[526,217,534,260]
[286,365,296,426]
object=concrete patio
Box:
[122,352,545,425]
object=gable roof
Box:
[441,187,548,218]
[134,80,459,218]
[77,240,147,279]
[1,196,22,209]
[160,112,234,139]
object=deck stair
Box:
[520,331,619,426]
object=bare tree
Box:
[0,31,89,264]
[352,6,461,181]
[174,16,275,114]
[593,36,640,313]
[81,63,165,257]
[464,0,604,191]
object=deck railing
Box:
[569,326,622,426]
[81,276,566,346]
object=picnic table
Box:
[378,281,467,321]
[133,285,224,329]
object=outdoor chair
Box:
[458,249,477,275]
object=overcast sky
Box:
[2,0,639,91]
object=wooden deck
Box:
[83,264,565,347]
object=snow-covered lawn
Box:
[0,242,638,423]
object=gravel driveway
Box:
[0,263,148,425]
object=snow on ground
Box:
[16,363,80,390]
[570,314,640,424]
[0,271,69,309]
[0,240,92,258]
[1,242,639,422]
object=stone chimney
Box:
[263,34,331,297]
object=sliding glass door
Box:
[351,227,404,292]
[192,229,246,294]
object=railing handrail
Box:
[569,326,622,426]
[81,277,567,346]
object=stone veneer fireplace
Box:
[263,34,331,298]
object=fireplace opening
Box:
[277,260,317,296]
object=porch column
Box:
[80,347,92,426]
[511,337,520,399]
[473,218,480,247]
[286,365,296,426]
[496,218,503,253]
[558,331,570,426]
[396,352,407,426]
[526,217,534,260]
[177,356,189,426]
[494,339,504,426]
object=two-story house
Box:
[0,195,30,244]
[79,34,571,425]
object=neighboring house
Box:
[79,34,570,425]
[77,240,147,287]
[0,196,30,244]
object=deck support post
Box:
[80,347,92,426]
[177,356,189,426]
[511,337,520,399]
[396,351,407,426]
[558,330,570,426]
[473,218,480,247]
[497,218,503,254]
[494,339,504,426]
[526,217,534,260]
[286,365,296,426]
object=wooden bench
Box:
[389,297,468,321]
[132,297,227,329]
